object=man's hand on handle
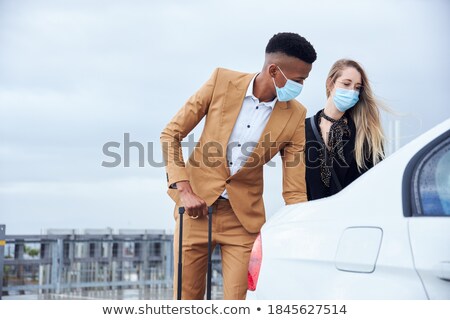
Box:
[176,181,208,218]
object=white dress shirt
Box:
[221,74,277,199]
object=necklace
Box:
[320,111,340,123]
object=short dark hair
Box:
[265,32,317,64]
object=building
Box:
[0,227,223,299]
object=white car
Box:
[247,119,450,299]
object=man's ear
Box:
[268,64,278,78]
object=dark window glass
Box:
[154,242,161,256]
[135,242,141,257]
[112,243,119,258]
[89,243,96,257]
[413,140,450,216]
[63,242,70,259]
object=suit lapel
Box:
[217,73,255,175]
[219,82,245,147]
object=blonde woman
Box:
[305,59,385,200]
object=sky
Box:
[0,0,449,235]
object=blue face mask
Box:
[333,88,359,112]
[272,66,303,101]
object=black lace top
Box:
[304,109,374,200]
[318,110,351,187]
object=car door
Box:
[403,129,450,299]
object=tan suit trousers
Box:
[173,199,258,300]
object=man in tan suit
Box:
[161,32,316,299]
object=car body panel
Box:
[408,219,450,299]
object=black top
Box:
[305,110,374,201]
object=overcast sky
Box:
[1,0,449,234]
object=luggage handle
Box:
[177,206,214,300]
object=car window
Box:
[436,148,450,214]
[414,140,450,216]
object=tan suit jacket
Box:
[161,68,307,233]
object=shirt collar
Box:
[245,73,277,109]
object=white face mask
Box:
[272,66,303,101]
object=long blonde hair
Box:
[326,59,385,170]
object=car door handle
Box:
[435,261,450,281]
